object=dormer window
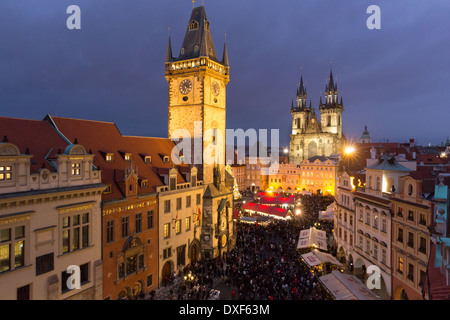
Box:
[144,156,152,164]
[140,180,148,189]
[194,45,199,52]
[106,153,114,162]
[189,20,199,31]
[124,154,132,161]
[71,163,81,176]
[163,156,170,163]
[0,166,12,181]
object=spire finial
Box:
[193,0,195,8]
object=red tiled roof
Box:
[0,117,70,173]
[426,243,450,300]
[47,116,189,200]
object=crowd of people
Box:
[148,194,336,300]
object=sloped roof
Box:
[366,155,411,172]
[0,117,70,173]
[46,115,189,199]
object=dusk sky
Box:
[1,0,449,148]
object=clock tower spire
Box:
[165,5,234,260]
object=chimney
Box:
[410,139,415,147]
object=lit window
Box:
[124,154,132,161]
[106,154,114,162]
[164,223,170,238]
[175,220,181,235]
[71,163,81,175]
[0,226,26,273]
[186,217,191,231]
[62,213,90,254]
[0,166,13,181]
[145,156,152,164]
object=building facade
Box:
[391,172,434,300]
[0,118,104,300]
[289,71,346,164]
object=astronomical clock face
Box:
[221,234,227,248]
[220,215,226,231]
[179,79,192,95]
[212,81,220,96]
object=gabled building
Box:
[45,116,204,299]
[0,117,105,300]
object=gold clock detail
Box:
[179,79,192,95]
[212,81,220,96]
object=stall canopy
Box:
[301,250,342,267]
[241,202,291,220]
[297,227,328,251]
[319,270,382,300]
[319,202,335,220]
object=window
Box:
[381,248,387,264]
[398,207,403,218]
[106,154,114,162]
[0,226,25,273]
[135,213,142,234]
[349,234,353,245]
[408,263,414,281]
[147,274,153,288]
[196,194,201,205]
[163,247,172,259]
[419,237,427,254]
[164,200,171,213]
[359,210,363,222]
[106,220,115,243]
[164,223,170,238]
[175,220,182,235]
[163,156,170,163]
[366,240,370,254]
[408,232,414,248]
[368,176,372,189]
[36,252,54,276]
[376,177,381,191]
[366,211,371,225]
[398,257,404,274]
[408,210,415,222]
[344,212,347,223]
[62,213,89,253]
[71,163,81,175]
[381,217,387,232]
[0,166,13,181]
[189,20,199,30]
[419,213,426,226]
[124,154,131,161]
[407,184,413,196]
[186,217,191,231]
[121,216,129,238]
[144,156,152,164]
[359,236,363,249]
[104,185,112,194]
[176,198,182,210]
[419,270,426,288]
[398,228,403,243]
[373,213,379,229]
[350,215,353,226]
[147,210,154,230]
[373,244,378,260]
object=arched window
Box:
[368,176,372,189]
[189,21,199,31]
[327,116,331,127]
[376,177,381,191]
[408,184,413,196]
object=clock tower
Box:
[165,5,235,259]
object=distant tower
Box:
[319,69,344,139]
[360,125,372,143]
[291,73,311,136]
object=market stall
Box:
[301,249,342,276]
[319,270,382,300]
[297,227,328,251]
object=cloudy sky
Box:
[1,0,449,147]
